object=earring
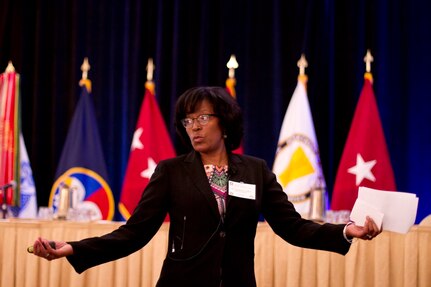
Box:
[223,134,227,139]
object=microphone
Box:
[1,181,16,219]
[27,241,56,253]
[229,166,237,175]
[0,181,16,190]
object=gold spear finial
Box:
[79,58,92,92]
[226,54,239,79]
[297,54,308,85]
[81,57,91,80]
[297,54,308,76]
[364,49,374,73]
[5,61,15,73]
[146,58,155,81]
[145,58,155,94]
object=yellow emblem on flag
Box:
[278,146,315,188]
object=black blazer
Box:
[67,151,350,287]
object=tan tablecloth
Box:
[1,220,429,287]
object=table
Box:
[1,220,430,287]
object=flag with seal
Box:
[49,80,114,220]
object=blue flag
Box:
[49,81,114,220]
[14,134,38,218]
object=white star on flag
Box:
[119,85,176,221]
[348,153,377,186]
[140,157,157,179]
[131,128,144,150]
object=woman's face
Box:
[184,100,225,155]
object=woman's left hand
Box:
[346,216,382,240]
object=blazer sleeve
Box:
[67,161,170,273]
[259,159,351,255]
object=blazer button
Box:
[219,231,226,238]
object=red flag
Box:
[331,73,396,210]
[118,81,176,220]
[0,70,20,206]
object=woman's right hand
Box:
[31,237,73,261]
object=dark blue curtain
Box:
[1,0,430,222]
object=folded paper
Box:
[350,186,418,234]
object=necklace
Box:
[209,165,228,188]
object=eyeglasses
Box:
[181,114,218,128]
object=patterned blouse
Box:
[204,164,228,219]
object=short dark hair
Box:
[175,86,243,152]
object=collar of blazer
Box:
[183,150,245,178]
[183,151,246,219]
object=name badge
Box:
[228,180,256,200]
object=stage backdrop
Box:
[0,0,430,222]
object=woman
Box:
[31,86,380,286]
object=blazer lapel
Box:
[226,153,246,210]
[183,151,221,219]
[228,153,246,182]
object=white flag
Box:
[272,77,326,217]
[17,133,38,218]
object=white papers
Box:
[350,186,419,234]
[350,198,384,229]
